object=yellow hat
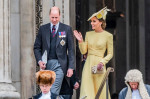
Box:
[88,7,110,21]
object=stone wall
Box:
[10,0,21,93]
[0,0,20,98]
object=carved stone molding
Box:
[0,83,20,99]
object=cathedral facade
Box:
[0,0,150,98]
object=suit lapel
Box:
[56,23,63,48]
[46,23,51,48]
[35,93,42,98]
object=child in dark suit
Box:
[30,70,56,99]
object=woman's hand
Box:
[73,30,83,43]
[97,62,104,70]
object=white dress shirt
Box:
[132,89,142,99]
[39,91,51,99]
[50,22,60,33]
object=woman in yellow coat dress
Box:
[74,7,113,99]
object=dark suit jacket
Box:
[34,22,75,74]
[59,71,78,95]
[29,92,57,99]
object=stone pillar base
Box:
[0,83,20,99]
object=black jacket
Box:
[59,71,78,95]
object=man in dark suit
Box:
[34,6,75,99]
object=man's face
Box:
[129,82,139,90]
[49,9,60,25]
[40,84,51,94]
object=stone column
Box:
[0,0,20,98]
[20,0,36,98]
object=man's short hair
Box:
[49,6,60,15]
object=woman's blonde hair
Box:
[36,70,56,85]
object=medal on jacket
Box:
[60,39,65,46]
[59,31,66,46]
[59,31,66,38]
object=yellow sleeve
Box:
[78,32,88,54]
[100,34,113,65]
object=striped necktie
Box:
[51,25,56,37]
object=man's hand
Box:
[66,69,73,77]
[38,61,46,70]
[74,82,79,90]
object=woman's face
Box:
[90,17,102,30]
